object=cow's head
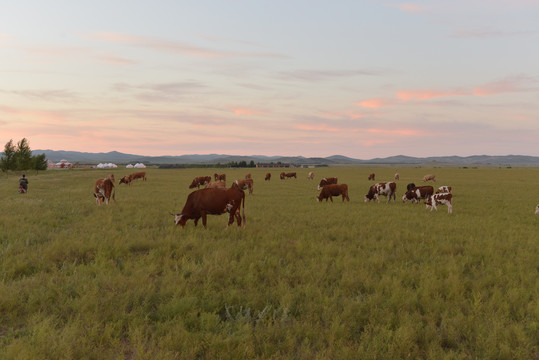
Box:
[171,213,187,227]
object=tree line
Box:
[0,138,48,176]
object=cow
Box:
[265,173,271,181]
[119,175,131,186]
[425,193,453,214]
[171,183,246,228]
[189,176,212,189]
[307,172,315,180]
[535,204,539,215]
[402,185,434,204]
[394,173,400,180]
[284,172,296,179]
[436,186,452,194]
[94,174,115,205]
[368,173,375,181]
[422,174,436,182]
[205,181,227,189]
[234,178,253,195]
[317,177,338,190]
[130,171,146,182]
[364,182,397,204]
[406,183,416,191]
[280,172,285,180]
[245,173,252,179]
[214,173,226,182]
[316,184,350,202]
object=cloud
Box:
[88,32,287,59]
[277,69,379,82]
[0,89,81,103]
[97,56,137,65]
[112,81,209,102]
[230,107,269,116]
[397,4,426,12]
[473,76,533,96]
[452,28,538,39]
[357,98,394,109]
[397,89,468,101]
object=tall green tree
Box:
[14,138,33,171]
[32,153,48,174]
[0,139,16,176]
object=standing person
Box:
[19,174,29,193]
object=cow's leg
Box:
[329,196,333,202]
[194,217,199,226]
[201,212,208,228]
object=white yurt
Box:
[126,164,134,168]
[134,163,146,168]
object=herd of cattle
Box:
[93,170,455,229]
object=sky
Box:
[1,0,538,159]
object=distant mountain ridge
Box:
[31,149,539,166]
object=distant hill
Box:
[30,149,539,166]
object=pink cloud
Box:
[97,56,137,65]
[357,98,392,109]
[397,89,467,101]
[230,107,268,116]
[473,78,523,96]
[398,4,425,12]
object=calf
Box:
[172,184,246,228]
[307,172,315,180]
[368,173,375,181]
[317,177,338,190]
[394,173,400,180]
[436,186,452,194]
[422,174,436,182]
[280,172,285,180]
[265,173,271,181]
[425,193,453,214]
[364,182,397,204]
[316,184,350,202]
[403,185,434,203]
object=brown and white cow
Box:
[316,184,350,202]
[436,186,452,194]
[307,172,315,180]
[368,173,375,181]
[265,173,271,181]
[130,171,146,182]
[214,173,226,182]
[119,175,131,186]
[394,173,400,180]
[284,172,296,179]
[364,182,397,204]
[189,176,212,189]
[425,193,453,213]
[205,181,227,189]
[402,185,434,204]
[280,172,285,180]
[234,178,253,195]
[172,183,246,228]
[94,174,115,205]
[422,174,436,182]
[406,183,416,191]
[317,177,338,190]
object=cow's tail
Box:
[241,192,246,228]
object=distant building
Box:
[256,163,291,168]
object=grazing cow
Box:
[189,176,212,189]
[94,174,115,205]
[265,173,271,181]
[402,185,434,204]
[406,183,416,191]
[425,193,453,214]
[535,204,539,215]
[234,178,253,195]
[172,184,246,228]
[436,186,452,194]
[205,181,227,189]
[284,172,296,179]
[245,173,252,179]
[280,172,285,180]
[317,177,338,190]
[364,182,397,204]
[316,184,350,202]
[422,174,436,182]
[394,173,400,180]
[119,175,131,186]
[307,172,315,180]
[214,173,226,182]
[368,173,375,181]
[130,171,146,182]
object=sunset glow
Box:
[1,1,538,158]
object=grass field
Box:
[1,166,538,359]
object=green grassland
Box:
[0,167,538,359]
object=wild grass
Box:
[0,166,538,359]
